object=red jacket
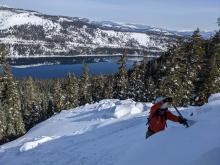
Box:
[149,102,180,133]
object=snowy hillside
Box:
[0,6,178,57]
[92,21,215,39]
[1,94,220,165]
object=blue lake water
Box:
[9,61,134,79]
[0,56,146,79]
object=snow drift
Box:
[0,94,220,165]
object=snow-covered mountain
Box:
[91,21,176,35]
[175,30,215,39]
[91,21,215,39]
[0,6,179,57]
[1,93,220,165]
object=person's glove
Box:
[179,117,187,124]
[163,97,173,103]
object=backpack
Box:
[146,108,168,127]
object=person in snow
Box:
[146,97,187,139]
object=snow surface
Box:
[0,94,220,165]
[208,93,220,103]
[0,10,61,30]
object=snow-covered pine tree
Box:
[196,29,220,103]
[53,80,64,113]
[158,39,193,105]
[137,55,149,101]
[114,50,128,100]
[0,49,6,143]
[21,76,42,129]
[91,75,105,102]
[103,75,114,99]
[211,28,220,91]
[156,46,176,98]
[39,83,50,121]
[128,62,139,100]
[37,79,54,119]
[0,72,6,144]
[47,99,55,118]
[79,63,92,105]
[0,105,6,144]
[143,56,158,102]
[63,73,79,109]
[188,29,205,99]
[0,44,25,141]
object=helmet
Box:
[155,96,169,109]
[155,96,166,104]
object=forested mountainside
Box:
[0,6,179,57]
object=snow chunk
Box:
[19,136,53,152]
[135,102,145,111]
[208,93,220,103]
[97,99,117,110]
[114,100,144,118]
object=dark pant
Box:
[145,129,154,139]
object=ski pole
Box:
[173,105,189,128]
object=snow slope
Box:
[0,94,220,165]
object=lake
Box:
[0,56,146,79]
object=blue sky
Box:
[1,0,220,30]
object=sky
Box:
[1,0,220,31]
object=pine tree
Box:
[37,79,53,119]
[53,80,64,113]
[0,105,6,144]
[114,50,128,99]
[0,75,6,143]
[137,56,149,101]
[144,57,157,102]
[217,17,220,27]
[63,73,79,109]
[145,76,156,102]
[0,52,6,143]
[154,39,193,105]
[128,62,139,100]
[0,44,25,141]
[103,75,114,99]
[47,99,55,117]
[196,30,220,103]
[21,76,42,129]
[188,29,205,99]
[91,75,105,102]
[79,63,92,105]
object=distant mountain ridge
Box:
[92,21,215,39]
[174,30,215,39]
[0,6,214,57]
